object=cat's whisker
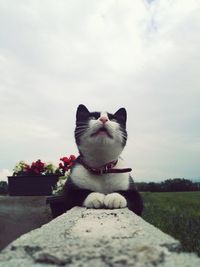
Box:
[120,131,126,136]
[76,126,88,130]
[120,130,127,136]
[75,133,85,138]
[120,134,127,139]
[75,128,87,132]
[105,124,113,129]
[76,127,89,132]
[75,130,83,134]
[75,130,88,135]
[76,122,88,126]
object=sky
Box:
[0,0,200,182]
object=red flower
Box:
[60,157,70,163]
[58,155,76,175]
[29,159,46,175]
[70,155,76,161]
[59,163,64,168]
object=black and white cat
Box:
[63,104,143,215]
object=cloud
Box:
[0,0,200,181]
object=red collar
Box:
[79,157,132,175]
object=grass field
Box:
[141,192,200,256]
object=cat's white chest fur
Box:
[70,158,130,194]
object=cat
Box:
[63,104,143,215]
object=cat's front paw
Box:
[83,192,105,209]
[104,193,127,209]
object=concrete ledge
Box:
[0,207,199,266]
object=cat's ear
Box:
[76,104,90,121]
[114,108,127,125]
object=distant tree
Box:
[148,182,158,192]
[136,178,199,192]
[191,182,200,191]
[135,182,149,191]
[136,181,161,192]
[162,178,193,192]
[0,181,8,195]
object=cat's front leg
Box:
[83,192,105,209]
[104,193,127,209]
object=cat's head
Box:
[75,104,127,162]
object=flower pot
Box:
[46,195,66,218]
[8,174,60,196]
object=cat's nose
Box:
[99,117,108,124]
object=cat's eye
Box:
[111,118,117,122]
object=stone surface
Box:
[0,207,199,266]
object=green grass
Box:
[141,192,200,256]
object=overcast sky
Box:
[0,0,200,182]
